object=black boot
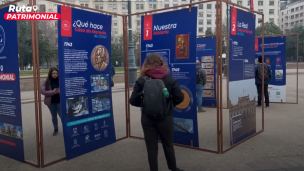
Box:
[53,129,58,135]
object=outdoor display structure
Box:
[199,34,299,107]
[0,5,25,163]
[196,36,217,107]
[0,0,270,168]
[228,6,257,146]
[0,0,129,168]
[131,0,266,155]
[57,5,117,160]
[140,8,200,147]
[255,34,299,104]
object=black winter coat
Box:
[129,74,184,116]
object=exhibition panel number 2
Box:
[229,7,257,145]
[58,6,116,160]
[141,8,200,147]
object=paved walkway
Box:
[0,73,303,171]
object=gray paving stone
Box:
[258,169,286,171]
[270,156,304,168]
[285,167,304,171]
[244,158,283,170]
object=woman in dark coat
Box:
[129,53,185,171]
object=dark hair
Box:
[258,56,263,63]
[45,67,59,90]
[139,53,168,77]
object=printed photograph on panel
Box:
[175,34,189,59]
[202,63,214,69]
[66,96,89,118]
[205,69,214,75]
[91,45,109,71]
[173,118,194,133]
[206,75,214,82]
[266,58,271,65]
[0,122,23,139]
[91,74,109,93]
[91,93,111,113]
[203,90,215,98]
[228,79,257,145]
[201,56,214,62]
[204,82,214,89]
[276,57,281,65]
[275,69,283,79]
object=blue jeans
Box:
[48,103,62,130]
[196,84,204,110]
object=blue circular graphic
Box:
[0,25,5,54]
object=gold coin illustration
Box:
[176,89,190,109]
[91,45,109,71]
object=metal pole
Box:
[127,0,137,87]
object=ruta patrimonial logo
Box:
[4,5,60,20]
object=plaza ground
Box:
[0,74,303,171]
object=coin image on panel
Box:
[176,89,191,109]
[91,45,109,71]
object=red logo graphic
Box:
[231,7,237,36]
[143,15,153,41]
[255,38,258,51]
[60,6,72,37]
[0,73,16,81]
[62,20,70,31]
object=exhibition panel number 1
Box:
[141,8,200,147]
[58,6,116,160]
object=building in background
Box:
[280,0,304,33]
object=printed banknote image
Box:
[91,45,109,71]
[205,69,214,75]
[175,34,189,59]
[173,118,194,133]
[66,96,89,118]
[0,122,23,139]
[202,63,214,69]
[206,75,214,82]
[201,56,214,62]
[91,74,109,93]
[203,90,215,98]
[204,82,214,89]
[91,93,111,113]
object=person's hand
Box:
[54,88,60,94]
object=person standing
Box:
[129,53,185,171]
[255,56,271,107]
[196,60,207,112]
[41,67,62,135]
[111,64,115,87]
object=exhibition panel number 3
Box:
[58,6,116,160]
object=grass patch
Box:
[20,70,48,77]
[19,67,140,77]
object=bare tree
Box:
[37,21,58,67]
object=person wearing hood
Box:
[129,53,185,171]
[196,60,206,112]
